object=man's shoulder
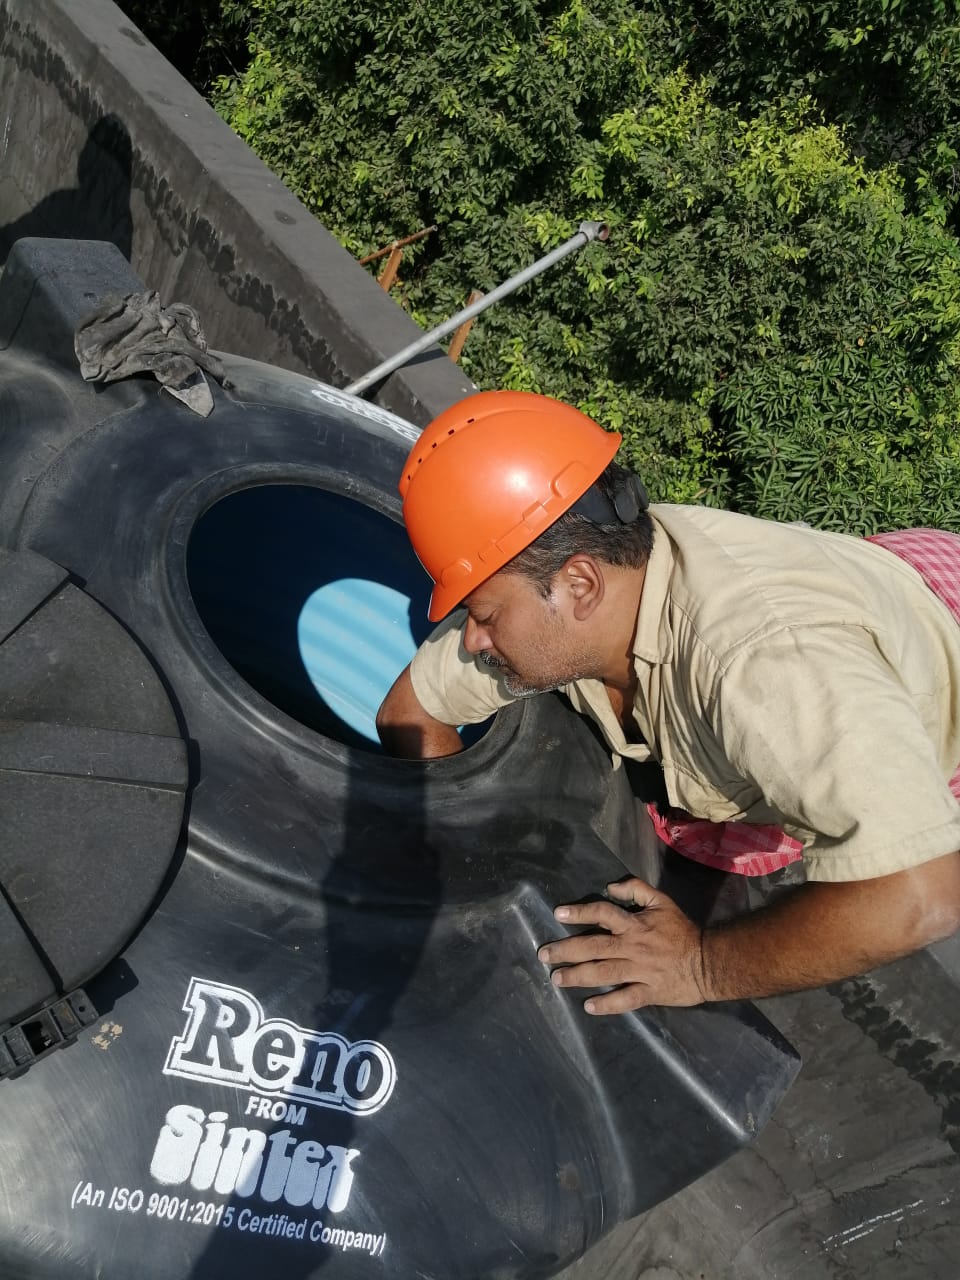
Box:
[648,504,900,665]
[650,502,840,566]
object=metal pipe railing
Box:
[343,220,608,397]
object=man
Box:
[377,390,960,1012]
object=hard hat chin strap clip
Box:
[569,473,649,525]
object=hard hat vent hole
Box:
[186,484,449,752]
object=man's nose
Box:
[462,616,491,655]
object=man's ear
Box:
[559,554,604,621]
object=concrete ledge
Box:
[0,0,474,423]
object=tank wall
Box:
[0,0,474,425]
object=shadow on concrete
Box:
[0,113,133,261]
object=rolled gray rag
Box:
[74,290,226,416]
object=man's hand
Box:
[537,879,708,1013]
[540,851,960,1013]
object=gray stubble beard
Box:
[477,650,569,698]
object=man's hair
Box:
[503,461,654,597]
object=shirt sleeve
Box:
[716,627,960,882]
[408,610,518,726]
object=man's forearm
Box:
[376,665,464,759]
[701,850,960,1001]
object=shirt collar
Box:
[631,510,674,664]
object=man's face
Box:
[461,570,601,697]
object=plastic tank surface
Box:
[0,240,800,1280]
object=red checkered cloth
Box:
[648,528,960,875]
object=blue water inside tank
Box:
[297,579,420,742]
[187,484,440,750]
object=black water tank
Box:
[0,240,799,1280]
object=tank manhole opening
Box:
[186,484,485,751]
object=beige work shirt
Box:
[409,504,960,882]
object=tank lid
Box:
[0,548,188,1036]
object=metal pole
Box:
[446,289,485,364]
[343,220,609,397]
[358,225,436,266]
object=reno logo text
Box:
[164,978,397,1116]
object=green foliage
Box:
[206,0,960,532]
[661,1,960,210]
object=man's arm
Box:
[537,850,960,1010]
[376,665,464,759]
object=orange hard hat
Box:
[399,390,622,621]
